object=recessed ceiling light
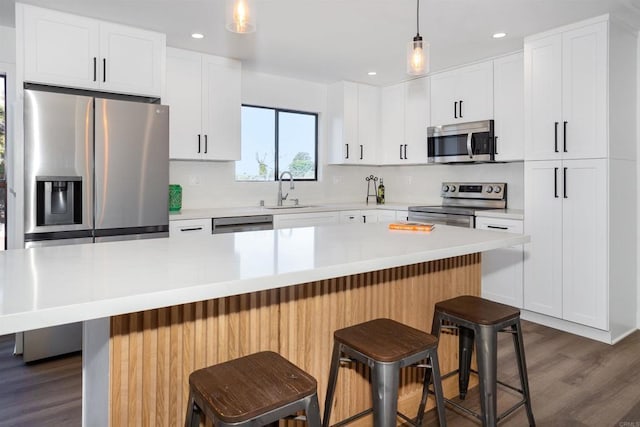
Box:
[191,33,204,39]
[367,71,377,76]
[492,32,507,39]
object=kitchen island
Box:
[0,222,529,426]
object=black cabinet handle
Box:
[404,144,408,160]
[399,144,404,160]
[362,215,367,223]
[459,100,463,118]
[563,167,568,198]
[180,227,203,232]
[487,225,509,230]
[93,57,97,81]
[204,135,208,154]
[554,122,559,153]
[197,134,201,153]
[554,167,558,198]
[454,101,458,119]
[563,121,568,152]
[494,136,499,154]
[345,144,349,159]
[103,58,106,82]
[360,144,363,160]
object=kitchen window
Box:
[236,105,318,181]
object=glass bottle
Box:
[377,178,385,204]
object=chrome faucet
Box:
[277,171,295,206]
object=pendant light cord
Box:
[416,0,420,35]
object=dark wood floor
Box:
[0,334,81,427]
[1,321,639,426]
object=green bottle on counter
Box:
[377,178,385,204]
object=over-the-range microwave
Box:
[427,120,495,163]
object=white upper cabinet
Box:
[493,53,524,161]
[379,77,429,165]
[524,21,607,160]
[98,22,164,96]
[202,56,242,160]
[430,60,493,126]
[327,81,379,164]
[19,4,165,97]
[22,6,99,89]
[166,48,241,161]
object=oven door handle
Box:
[466,132,473,159]
[409,211,474,228]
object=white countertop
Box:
[0,223,529,335]
[170,203,418,220]
[474,209,525,220]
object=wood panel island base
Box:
[110,254,481,426]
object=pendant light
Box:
[226,0,256,34]
[407,0,429,75]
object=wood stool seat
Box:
[434,295,520,326]
[185,351,321,426]
[324,318,447,427]
[432,295,535,427]
[334,318,439,362]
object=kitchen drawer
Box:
[475,217,523,234]
[476,216,523,308]
[169,218,211,237]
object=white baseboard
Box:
[521,310,614,344]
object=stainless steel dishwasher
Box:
[211,215,274,234]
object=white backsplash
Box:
[170,160,524,210]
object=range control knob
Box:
[486,186,493,193]
[450,185,456,192]
[442,185,449,192]
[493,186,502,193]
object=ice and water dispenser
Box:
[35,176,82,226]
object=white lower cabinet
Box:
[169,219,211,238]
[339,209,404,224]
[524,159,608,330]
[274,212,340,229]
[476,217,524,308]
[339,210,379,224]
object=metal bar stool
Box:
[185,351,322,427]
[432,295,535,427]
[323,318,447,427]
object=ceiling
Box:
[1,0,639,86]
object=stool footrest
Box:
[329,408,373,427]
[443,398,483,421]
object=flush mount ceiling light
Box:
[407,0,429,76]
[368,71,377,76]
[493,32,507,39]
[191,33,204,39]
[226,0,256,34]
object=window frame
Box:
[239,104,319,182]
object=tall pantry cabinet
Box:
[523,15,637,342]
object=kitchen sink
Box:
[265,205,316,209]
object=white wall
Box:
[170,70,525,209]
[0,25,16,63]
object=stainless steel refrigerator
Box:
[22,87,169,362]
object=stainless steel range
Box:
[409,182,507,228]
